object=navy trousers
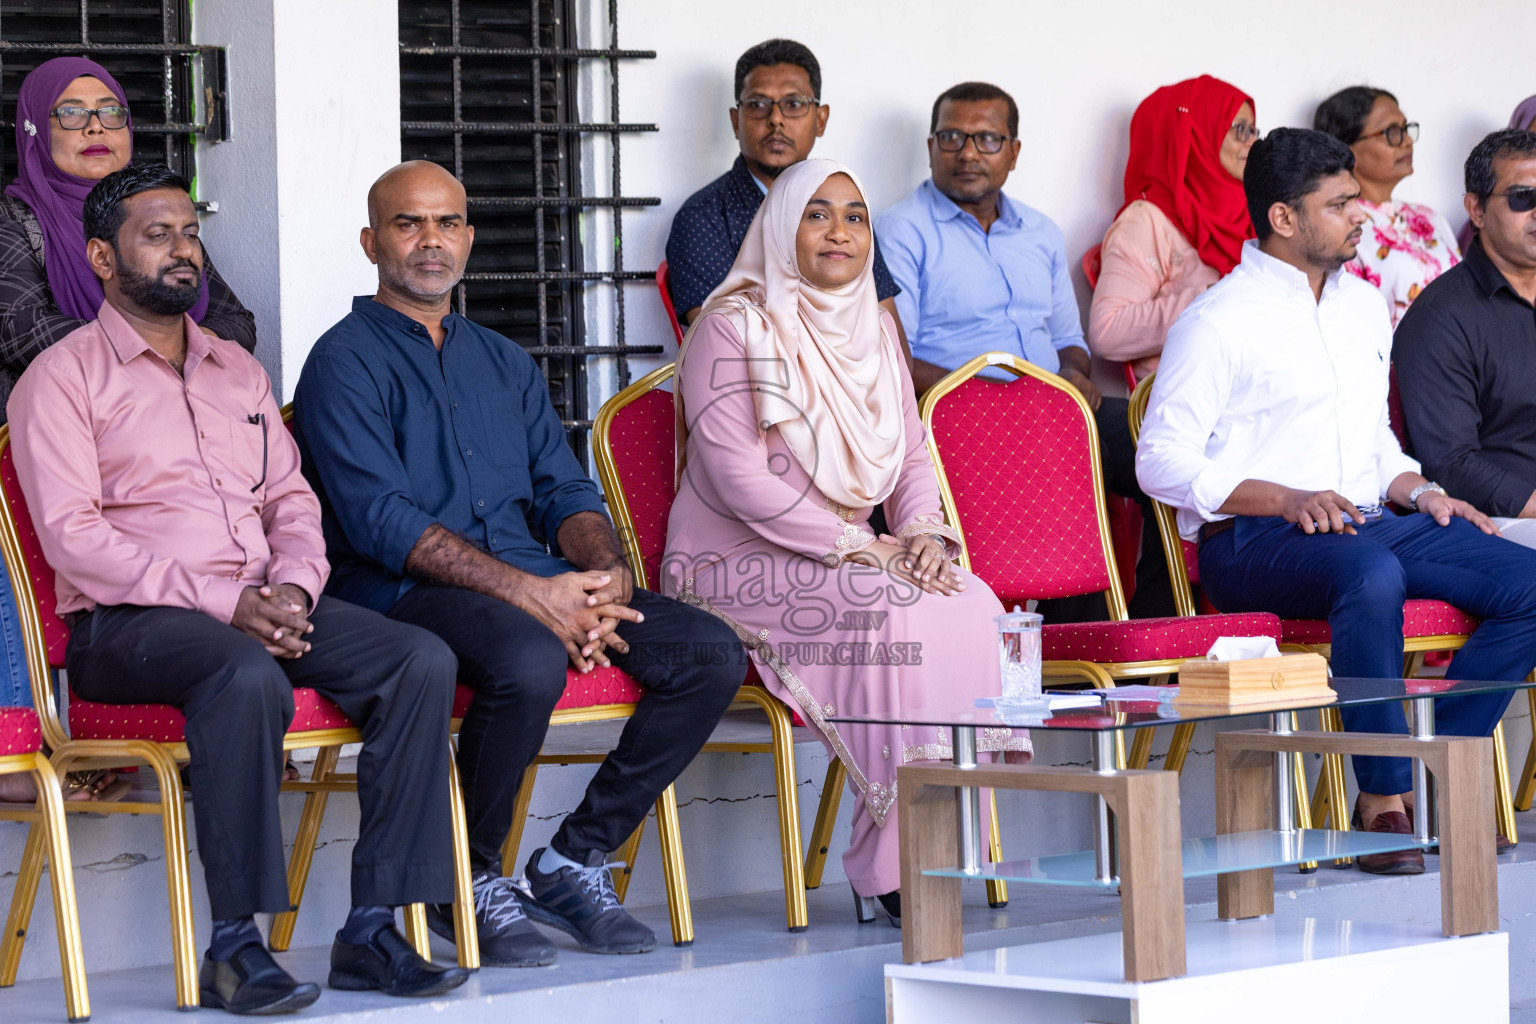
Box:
[1199,513,1536,794]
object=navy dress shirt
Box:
[664,155,900,317]
[292,297,608,614]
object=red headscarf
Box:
[1119,75,1254,276]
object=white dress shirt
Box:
[1136,240,1420,541]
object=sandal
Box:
[64,768,130,803]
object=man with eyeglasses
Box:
[1395,129,1536,548]
[663,38,906,344]
[879,81,1174,619]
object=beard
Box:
[115,248,202,316]
[1296,214,1356,273]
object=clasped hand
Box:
[850,535,967,596]
[232,584,314,658]
[526,565,642,673]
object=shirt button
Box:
[478,499,485,507]
[199,430,205,439]
[452,402,458,409]
[465,449,472,456]
[233,525,240,534]
[235,571,243,580]
[216,478,223,486]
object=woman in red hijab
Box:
[1088,76,1256,382]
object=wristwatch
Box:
[1407,481,1447,512]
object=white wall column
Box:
[192,0,400,396]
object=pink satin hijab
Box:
[675,159,905,509]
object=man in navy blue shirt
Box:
[293,161,742,968]
[664,38,906,349]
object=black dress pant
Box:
[66,598,459,920]
[1035,396,1175,623]
[387,584,744,873]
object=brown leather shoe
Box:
[1404,804,1515,856]
[1351,803,1425,875]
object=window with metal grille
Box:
[400,0,660,466]
[0,0,228,186]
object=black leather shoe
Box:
[328,925,472,997]
[199,943,321,1015]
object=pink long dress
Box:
[662,308,1030,897]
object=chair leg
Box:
[758,695,809,931]
[270,745,339,952]
[652,785,694,947]
[446,755,479,969]
[1516,689,1536,812]
[133,743,199,1010]
[1314,707,1352,867]
[804,758,846,889]
[498,764,539,876]
[401,904,430,959]
[32,755,90,1021]
[985,788,1007,908]
[611,817,645,904]
[1291,714,1317,873]
[1127,728,1155,770]
[1494,723,1518,846]
[1164,722,1197,774]
[0,815,46,988]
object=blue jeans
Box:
[0,557,30,708]
[1199,513,1536,794]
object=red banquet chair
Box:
[0,424,480,1011]
[1126,374,1518,844]
[657,261,686,347]
[0,706,88,1022]
[272,408,698,947]
[919,352,1284,779]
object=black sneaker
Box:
[427,870,558,968]
[520,848,657,954]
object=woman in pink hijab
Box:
[662,159,1028,925]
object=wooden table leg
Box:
[899,777,963,964]
[1215,737,1275,921]
[1116,770,1186,981]
[1436,736,1497,936]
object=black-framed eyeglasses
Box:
[1229,121,1261,144]
[50,105,129,131]
[931,130,1011,155]
[1360,121,1419,147]
[1491,186,1536,214]
[737,96,819,120]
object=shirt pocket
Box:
[225,418,268,495]
[477,393,530,471]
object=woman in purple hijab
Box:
[1457,94,1536,253]
[0,56,255,420]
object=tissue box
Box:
[1175,652,1333,708]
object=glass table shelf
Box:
[923,829,1430,888]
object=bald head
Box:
[361,160,474,310]
[367,159,467,229]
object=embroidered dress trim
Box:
[895,512,963,554]
[824,521,877,567]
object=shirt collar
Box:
[728,155,769,204]
[350,294,455,340]
[1463,236,1527,302]
[97,299,219,368]
[920,178,1022,230]
[1238,239,1348,301]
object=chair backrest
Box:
[1081,244,1102,290]
[656,261,686,347]
[0,427,71,748]
[921,353,1126,616]
[592,364,678,591]
[1127,373,1203,615]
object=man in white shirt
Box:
[1137,128,1536,874]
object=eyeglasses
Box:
[931,130,1011,155]
[50,105,129,131]
[1229,122,1261,144]
[1492,187,1536,214]
[737,96,818,120]
[1360,121,1419,148]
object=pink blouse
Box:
[1087,200,1220,381]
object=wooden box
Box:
[1175,653,1334,708]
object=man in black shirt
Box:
[664,38,907,353]
[1395,129,1536,546]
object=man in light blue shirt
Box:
[880,82,1172,618]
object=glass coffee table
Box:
[829,676,1527,981]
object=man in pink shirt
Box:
[8,164,470,1013]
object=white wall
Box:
[592,0,1535,390]
[194,0,400,396]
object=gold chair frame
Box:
[0,423,478,1011]
[0,738,89,1021]
[1126,374,1517,845]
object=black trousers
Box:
[387,584,744,873]
[66,599,459,920]
[1036,396,1174,623]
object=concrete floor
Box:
[6,814,1535,1023]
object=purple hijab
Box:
[1457,94,1536,254]
[3,56,208,322]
